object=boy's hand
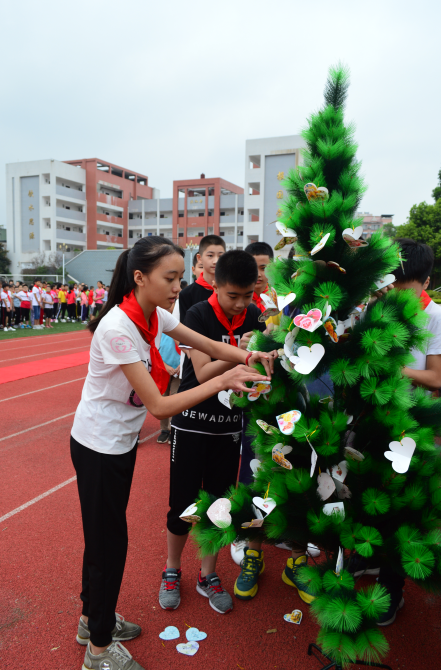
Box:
[164,364,175,376]
[174,366,180,376]
[247,350,278,377]
[239,331,254,351]
[221,365,270,393]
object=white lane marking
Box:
[0,330,91,345]
[0,430,161,524]
[0,345,89,364]
[0,477,77,523]
[0,377,86,403]
[1,335,90,352]
[0,413,75,442]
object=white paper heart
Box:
[331,461,348,483]
[159,626,180,640]
[317,473,336,500]
[335,547,344,576]
[342,226,368,248]
[179,503,201,523]
[241,518,264,529]
[294,308,323,332]
[250,458,261,475]
[384,437,416,473]
[290,343,325,375]
[276,410,302,435]
[284,609,303,625]
[280,356,294,373]
[186,628,207,642]
[344,446,364,462]
[311,232,330,256]
[375,274,396,290]
[248,381,272,402]
[207,498,232,528]
[277,293,296,311]
[272,446,293,470]
[276,221,297,239]
[323,501,345,519]
[251,503,264,520]
[177,641,199,656]
[281,445,293,455]
[253,496,277,516]
[218,389,233,409]
[343,225,363,240]
[310,444,318,477]
[256,419,278,434]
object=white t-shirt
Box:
[17,290,31,304]
[408,299,441,371]
[43,293,53,305]
[1,290,9,307]
[71,304,179,455]
[32,286,41,306]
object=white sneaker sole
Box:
[196,583,233,614]
[159,596,181,610]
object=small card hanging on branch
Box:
[274,221,298,251]
[256,419,279,435]
[342,226,368,249]
[258,288,279,322]
[323,501,345,519]
[276,409,302,435]
[180,503,201,523]
[304,182,329,202]
[335,547,344,576]
[272,444,293,470]
[311,232,331,256]
[290,343,325,375]
[206,498,232,529]
[384,436,416,473]
[374,274,396,290]
[248,381,272,402]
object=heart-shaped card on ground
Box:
[342,226,368,248]
[384,437,416,473]
[276,409,302,435]
[207,498,232,528]
[284,609,303,624]
[253,496,277,516]
[177,641,199,656]
[159,626,180,640]
[186,628,207,642]
[179,504,201,523]
[290,343,325,375]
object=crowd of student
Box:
[5,233,439,670]
[0,280,110,331]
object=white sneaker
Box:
[61,319,66,323]
[54,319,58,323]
[3,327,9,331]
[230,540,247,565]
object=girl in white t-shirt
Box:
[71,236,275,670]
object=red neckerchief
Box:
[195,273,214,292]
[208,292,247,347]
[421,290,431,309]
[119,291,170,394]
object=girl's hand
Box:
[220,365,270,393]
[239,331,253,351]
[164,364,175,376]
[247,350,278,377]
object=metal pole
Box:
[62,254,65,284]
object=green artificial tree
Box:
[190,65,441,668]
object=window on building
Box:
[238,231,243,236]
[208,211,213,216]
[178,232,184,237]
[105,231,110,235]
[148,232,153,236]
[129,231,133,238]
[160,214,165,219]
[178,213,184,217]
[118,233,122,237]
[198,213,204,217]
[219,232,225,236]
[240,211,244,215]
[66,227,71,231]
[159,233,165,237]
[220,212,225,216]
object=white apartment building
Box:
[243,135,307,248]
[6,159,87,273]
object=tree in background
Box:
[397,169,441,285]
[0,242,11,275]
[190,66,441,668]
[382,222,397,239]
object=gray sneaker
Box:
[158,566,182,610]
[77,613,141,646]
[82,641,145,669]
[196,571,233,614]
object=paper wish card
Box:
[384,437,416,473]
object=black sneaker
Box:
[347,553,380,578]
[377,588,404,626]
[157,430,170,444]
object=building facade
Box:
[357,212,394,240]
[243,135,307,248]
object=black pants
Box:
[14,308,21,325]
[238,415,254,486]
[67,303,76,320]
[378,566,405,592]
[70,435,138,647]
[60,303,67,319]
[167,427,241,536]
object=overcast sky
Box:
[1,0,439,230]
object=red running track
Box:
[0,332,440,670]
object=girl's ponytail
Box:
[88,237,184,334]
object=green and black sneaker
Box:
[234,548,265,600]
[282,555,316,604]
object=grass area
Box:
[0,321,89,340]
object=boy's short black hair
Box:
[198,235,226,256]
[180,280,188,289]
[394,238,434,284]
[215,250,258,288]
[245,241,274,259]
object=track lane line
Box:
[1,335,91,353]
[0,330,91,345]
[0,377,86,403]
[0,344,90,364]
[0,412,76,443]
[0,431,160,524]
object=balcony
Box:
[219,214,237,224]
[97,212,123,227]
[56,185,86,201]
[56,229,86,242]
[96,233,124,247]
[56,207,86,222]
[97,192,123,208]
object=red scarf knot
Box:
[119,290,170,394]
[253,292,266,313]
[421,290,432,309]
[195,273,214,292]
[208,292,247,347]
